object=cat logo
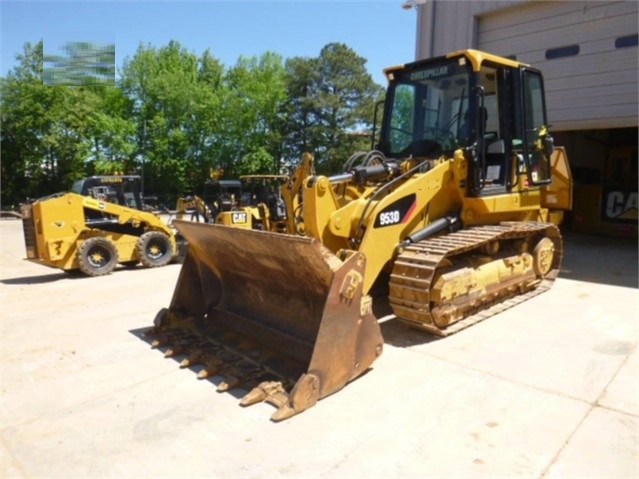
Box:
[603,189,638,223]
[232,212,248,224]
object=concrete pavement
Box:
[1,218,637,478]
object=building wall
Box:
[416,0,638,131]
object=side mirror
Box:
[542,134,554,159]
[371,99,385,150]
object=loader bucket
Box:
[148,220,383,421]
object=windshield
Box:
[383,57,472,157]
[71,179,85,194]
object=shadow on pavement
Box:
[1,265,145,285]
[0,271,79,285]
[560,230,638,289]
[373,295,440,348]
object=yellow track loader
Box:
[21,175,181,276]
[147,50,573,421]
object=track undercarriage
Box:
[389,221,563,336]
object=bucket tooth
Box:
[178,341,220,367]
[197,348,240,378]
[150,336,167,348]
[164,335,207,358]
[229,373,320,422]
[151,330,193,349]
[164,340,191,358]
[197,357,224,379]
[180,340,221,368]
[217,376,240,392]
[241,381,288,407]
[180,350,204,368]
[217,361,262,392]
[245,374,322,422]
[271,404,297,422]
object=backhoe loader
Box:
[21,175,181,276]
[174,194,213,223]
[146,50,573,421]
[213,155,314,233]
[211,177,287,231]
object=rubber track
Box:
[388,222,563,336]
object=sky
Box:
[1,0,419,86]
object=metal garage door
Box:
[477,1,638,131]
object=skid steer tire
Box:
[77,237,119,277]
[136,231,173,268]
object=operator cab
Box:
[206,179,243,214]
[240,175,289,221]
[379,50,554,196]
[72,175,143,209]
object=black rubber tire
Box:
[136,231,174,268]
[77,237,119,277]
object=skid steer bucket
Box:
[147,220,383,421]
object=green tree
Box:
[87,86,137,175]
[282,56,321,165]
[119,40,224,197]
[282,43,384,174]
[41,85,95,185]
[1,41,103,206]
[1,39,382,208]
[313,43,384,172]
[219,52,287,176]
[190,49,225,183]
[1,41,48,206]
[241,147,275,174]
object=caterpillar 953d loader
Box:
[21,175,181,276]
[147,50,572,421]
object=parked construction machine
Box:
[21,175,181,276]
[181,178,253,227]
[234,174,290,232]
[174,194,213,223]
[211,156,314,233]
[147,50,573,421]
[175,178,287,230]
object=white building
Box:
[409,0,638,235]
